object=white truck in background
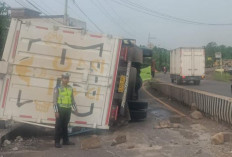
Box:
[0,18,151,130]
[170,47,205,85]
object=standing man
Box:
[53,72,78,148]
[151,59,156,78]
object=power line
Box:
[25,0,42,13]
[30,0,52,15]
[36,0,59,15]
[60,0,96,32]
[120,0,202,25]
[18,0,31,8]
[111,0,192,25]
[14,0,27,8]
[1,1,11,9]
[121,0,210,25]
[123,0,232,26]
[92,0,133,37]
[105,0,143,37]
[113,0,232,26]
[24,0,64,25]
[73,0,103,33]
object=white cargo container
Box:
[170,47,205,85]
[0,19,149,130]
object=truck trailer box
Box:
[0,19,148,129]
[170,47,205,85]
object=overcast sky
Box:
[2,0,232,49]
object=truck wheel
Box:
[130,110,147,121]
[128,101,148,110]
[127,67,137,100]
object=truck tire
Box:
[135,74,142,100]
[130,110,147,120]
[127,67,137,100]
[128,101,148,110]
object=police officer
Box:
[53,72,77,148]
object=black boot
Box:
[63,141,75,145]
[55,143,62,148]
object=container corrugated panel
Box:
[0,19,122,129]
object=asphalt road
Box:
[155,73,232,97]
[1,87,232,157]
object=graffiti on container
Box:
[48,78,55,95]
[14,34,107,116]
[65,42,104,57]
[91,59,105,74]
[52,55,72,71]
[16,90,33,107]
[34,100,52,113]
[86,87,101,101]
[71,103,94,117]
[15,57,34,86]
[44,32,63,49]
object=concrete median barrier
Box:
[149,80,232,125]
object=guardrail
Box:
[149,80,232,124]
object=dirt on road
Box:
[1,84,232,157]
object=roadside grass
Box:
[213,72,232,82]
[140,66,151,81]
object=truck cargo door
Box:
[1,20,121,129]
[193,49,205,76]
[182,48,192,76]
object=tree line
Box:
[204,42,232,67]
[0,2,10,59]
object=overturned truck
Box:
[0,19,151,129]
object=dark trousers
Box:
[151,71,155,78]
[55,107,71,144]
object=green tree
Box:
[204,42,218,67]
[204,42,232,67]
[152,46,170,71]
[0,2,10,59]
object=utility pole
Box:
[147,33,155,49]
[64,0,68,25]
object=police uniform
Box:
[53,73,77,148]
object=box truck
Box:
[0,18,151,129]
[170,47,205,85]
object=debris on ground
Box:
[127,145,135,149]
[152,145,162,150]
[154,120,182,129]
[191,103,198,111]
[211,132,224,145]
[195,149,202,154]
[169,115,182,123]
[222,132,232,142]
[81,136,101,150]
[3,140,11,147]
[192,141,199,144]
[15,136,23,142]
[111,135,127,146]
[12,147,18,151]
[190,111,203,120]
[211,132,232,145]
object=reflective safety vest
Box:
[57,86,73,108]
